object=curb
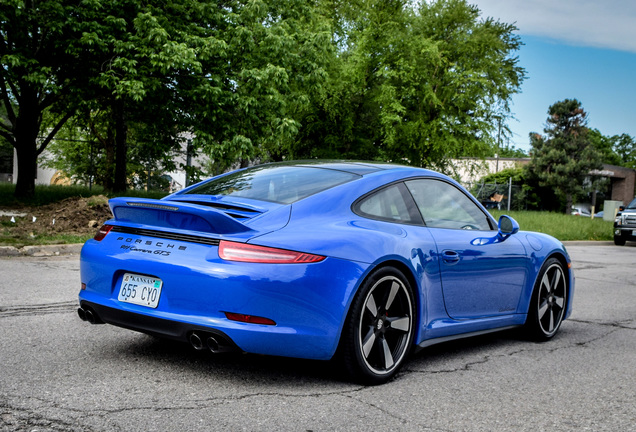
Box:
[0,243,84,257]
[561,241,615,246]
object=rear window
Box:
[185,165,359,204]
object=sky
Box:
[470,0,636,152]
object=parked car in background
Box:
[614,198,636,245]
[571,206,591,217]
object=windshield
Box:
[627,198,636,209]
[185,165,359,204]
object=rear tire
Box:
[340,267,416,385]
[525,258,567,341]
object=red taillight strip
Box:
[94,224,113,241]
[218,240,325,264]
[225,312,276,326]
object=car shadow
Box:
[92,325,577,386]
[103,332,346,385]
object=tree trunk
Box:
[565,193,573,215]
[14,142,38,199]
[13,89,41,200]
[103,127,115,192]
[113,99,128,192]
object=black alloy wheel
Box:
[341,267,415,385]
[525,258,568,341]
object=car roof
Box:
[266,160,401,176]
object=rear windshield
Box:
[185,165,359,204]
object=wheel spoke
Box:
[385,281,400,310]
[365,294,378,318]
[362,327,376,358]
[388,316,410,332]
[538,299,549,320]
[547,309,555,332]
[554,295,565,309]
[381,337,394,369]
[550,268,561,293]
[541,272,550,293]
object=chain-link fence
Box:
[464,180,524,211]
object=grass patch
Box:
[490,210,613,241]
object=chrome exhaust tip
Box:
[189,332,205,350]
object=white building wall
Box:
[451,157,530,186]
[12,149,57,185]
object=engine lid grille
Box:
[110,226,220,246]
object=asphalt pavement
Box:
[0,243,634,431]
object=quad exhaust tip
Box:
[77,307,102,324]
[189,331,236,354]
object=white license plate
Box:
[118,273,163,308]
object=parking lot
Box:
[1,244,635,431]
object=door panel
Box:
[428,228,528,319]
[405,179,528,319]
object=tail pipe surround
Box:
[77,306,103,324]
[189,331,237,354]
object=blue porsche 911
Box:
[78,161,574,384]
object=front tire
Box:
[525,258,567,341]
[341,267,416,385]
[614,235,626,246]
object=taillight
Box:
[225,312,276,325]
[94,224,113,241]
[218,240,325,264]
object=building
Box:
[452,157,635,206]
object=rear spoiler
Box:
[108,197,256,235]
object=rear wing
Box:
[108,198,256,235]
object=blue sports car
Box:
[78,161,574,384]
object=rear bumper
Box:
[79,300,240,349]
[79,238,370,360]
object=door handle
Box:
[442,250,460,264]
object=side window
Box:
[405,179,493,230]
[354,183,421,224]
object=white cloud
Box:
[471,0,636,53]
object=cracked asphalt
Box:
[1,244,635,431]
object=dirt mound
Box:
[0,196,113,242]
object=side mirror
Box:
[619,206,625,211]
[498,215,519,238]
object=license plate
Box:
[118,273,163,308]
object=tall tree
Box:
[0,0,83,198]
[295,0,525,169]
[4,0,332,194]
[588,128,621,165]
[612,133,636,169]
[526,99,602,213]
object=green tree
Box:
[526,99,602,213]
[588,129,621,165]
[186,0,332,167]
[296,0,525,168]
[612,133,636,169]
[9,0,331,193]
[0,0,83,198]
